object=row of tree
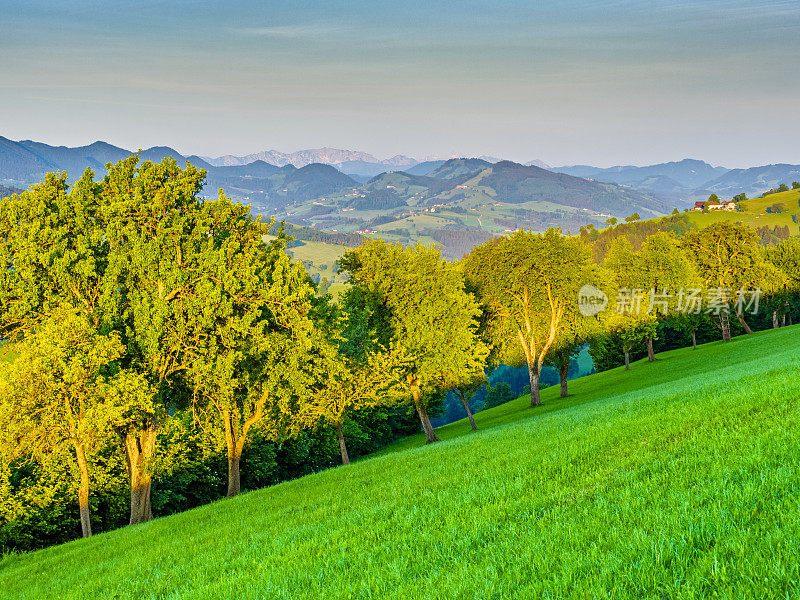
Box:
[1,158,798,550]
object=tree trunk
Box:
[121,425,157,525]
[559,360,569,398]
[335,421,350,465]
[73,442,92,538]
[773,310,780,329]
[736,311,753,335]
[227,453,241,497]
[691,330,697,350]
[646,335,655,362]
[455,391,477,431]
[528,361,542,407]
[222,410,242,497]
[720,310,731,342]
[624,350,630,371]
[412,385,439,443]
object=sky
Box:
[1,0,799,168]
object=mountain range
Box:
[277,157,672,260]
[552,159,729,196]
[3,136,800,214]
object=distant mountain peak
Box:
[525,159,552,169]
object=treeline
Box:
[762,181,800,196]
[582,214,693,261]
[426,228,496,260]
[756,224,792,246]
[1,158,799,555]
[267,221,366,247]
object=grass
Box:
[2,326,799,598]
[681,188,800,234]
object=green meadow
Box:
[1,326,798,599]
[683,188,800,234]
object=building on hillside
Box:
[690,199,738,212]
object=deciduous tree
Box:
[683,223,770,341]
[464,229,598,406]
[339,241,488,443]
[0,308,123,538]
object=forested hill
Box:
[0,184,22,199]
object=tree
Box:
[683,223,769,342]
[187,216,320,496]
[792,182,800,190]
[602,237,658,369]
[0,155,265,523]
[545,346,580,397]
[668,311,706,349]
[463,229,598,406]
[0,308,123,538]
[708,194,720,203]
[445,371,486,430]
[625,213,641,223]
[484,382,514,409]
[99,156,220,523]
[605,217,618,227]
[635,232,700,361]
[765,237,800,327]
[777,183,790,193]
[671,208,680,215]
[339,241,488,443]
[298,349,402,464]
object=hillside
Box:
[703,164,800,198]
[0,137,359,213]
[3,326,798,598]
[426,157,493,179]
[0,183,22,199]
[686,187,800,234]
[554,159,729,196]
[279,159,671,259]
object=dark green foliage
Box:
[350,188,407,210]
[426,228,496,260]
[590,214,693,262]
[484,382,514,409]
[268,221,365,247]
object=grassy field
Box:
[2,326,798,599]
[681,188,800,234]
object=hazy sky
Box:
[1,0,799,167]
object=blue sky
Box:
[1,0,799,167]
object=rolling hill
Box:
[279,158,673,259]
[553,159,730,196]
[403,160,447,176]
[0,138,360,213]
[200,147,418,178]
[702,164,800,198]
[0,183,23,199]
[2,325,798,598]
[4,136,798,262]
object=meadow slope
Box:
[1,326,799,599]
